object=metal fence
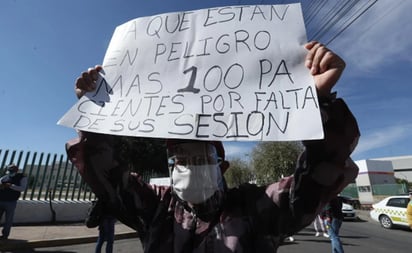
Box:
[0,149,94,201]
[341,183,359,198]
[3,148,408,202]
[371,183,408,196]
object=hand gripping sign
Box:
[58,3,323,142]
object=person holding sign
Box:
[67,41,359,252]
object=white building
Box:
[354,155,412,205]
[373,155,412,182]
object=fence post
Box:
[38,153,51,200]
[64,161,76,200]
[23,152,37,199]
[0,150,9,170]
[71,164,80,200]
[21,151,31,200]
[51,154,64,200]
[30,153,44,200]
[58,158,70,200]
[45,154,58,200]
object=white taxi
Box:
[369,195,410,229]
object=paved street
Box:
[278,219,411,253]
[9,214,410,253]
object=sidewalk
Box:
[0,222,138,251]
[0,210,372,251]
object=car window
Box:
[386,197,409,208]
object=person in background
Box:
[67,41,360,252]
[0,164,28,240]
[313,213,329,237]
[95,212,117,253]
[324,196,345,253]
[86,198,117,253]
[406,192,412,230]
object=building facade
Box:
[354,155,411,205]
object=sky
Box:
[1,0,412,163]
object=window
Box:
[387,197,409,208]
[358,186,371,192]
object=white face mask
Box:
[168,142,222,204]
[172,164,221,204]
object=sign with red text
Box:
[58,3,323,141]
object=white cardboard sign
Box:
[58,3,323,141]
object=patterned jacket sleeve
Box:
[65,131,159,233]
[265,94,360,235]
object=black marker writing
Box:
[178,66,199,93]
[153,30,271,64]
[259,59,293,89]
[204,5,290,27]
[146,11,194,39]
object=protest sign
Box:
[58,3,323,141]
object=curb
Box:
[0,231,138,251]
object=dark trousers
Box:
[95,217,116,253]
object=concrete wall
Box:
[354,159,396,204]
[373,155,412,182]
[7,200,92,224]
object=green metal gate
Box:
[0,149,94,201]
